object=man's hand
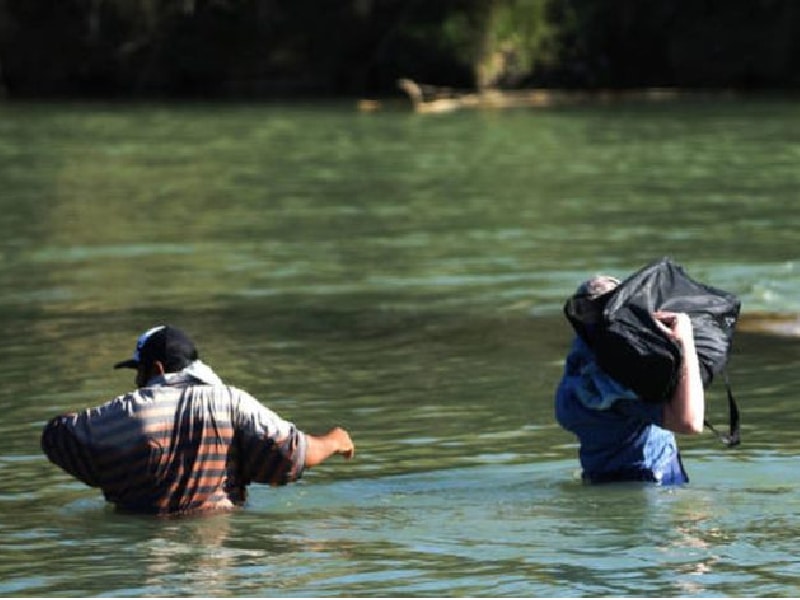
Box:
[653,311,694,346]
[304,426,355,467]
[329,426,355,459]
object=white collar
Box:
[148,359,224,387]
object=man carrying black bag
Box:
[555,258,740,485]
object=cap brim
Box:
[113,359,139,370]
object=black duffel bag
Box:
[564,257,742,446]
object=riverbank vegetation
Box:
[0,0,798,99]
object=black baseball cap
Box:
[113,325,199,372]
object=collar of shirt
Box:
[564,337,638,410]
[146,360,224,387]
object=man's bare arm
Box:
[655,312,705,434]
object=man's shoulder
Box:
[185,381,261,410]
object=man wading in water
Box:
[41,325,355,515]
[555,275,705,484]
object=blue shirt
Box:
[555,337,687,484]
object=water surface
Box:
[0,98,799,596]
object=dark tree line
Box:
[0,0,799,99]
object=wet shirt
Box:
[555,337,687,484]
[41,361,307,515]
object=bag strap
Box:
[703,369,740,447]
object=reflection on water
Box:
[14,458,793,597]
[0,99,799,596]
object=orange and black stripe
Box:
[41,383,306,515]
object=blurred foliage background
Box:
[0,0,798,99]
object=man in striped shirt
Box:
[41,325,355,516]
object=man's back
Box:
[42,372,307,515]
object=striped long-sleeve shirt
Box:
[41,363,307,515]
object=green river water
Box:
[0,98,799,597]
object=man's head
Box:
[564,274,621,342]
[114,325,199,386]
[574,274,621,301]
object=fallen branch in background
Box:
[396,78,722,114]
